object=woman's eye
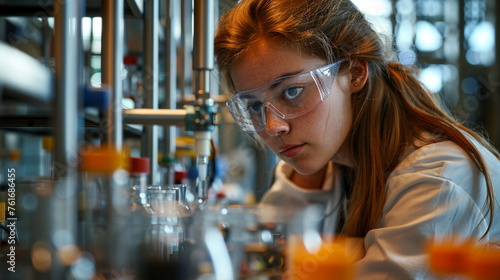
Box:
[248,101,263,114]
[283,86,304,100]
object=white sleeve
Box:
[355,142,493,279]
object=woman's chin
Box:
[288,161,325,175]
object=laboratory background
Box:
[0,0,498,279]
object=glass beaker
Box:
[287,205,355,280]
[144,186,185,261]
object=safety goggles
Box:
[226,60,343,133]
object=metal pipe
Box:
[123,109,187,125]
[192,0,216,206]
[54,0,82,179]
[193,0,214,99]
[163,0,180,159]
[193,0,214,71]
[143,0,160,184]
[180,0,193,98]
[52,0,82,278]
[102,0,124,149]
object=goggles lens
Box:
[226,60,343,133]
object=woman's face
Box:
[230,39,354,174]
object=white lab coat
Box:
[260,136,500,279]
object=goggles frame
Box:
[226,60,344,133]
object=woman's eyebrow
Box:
[235,68,306,93]
[269,69,304,90]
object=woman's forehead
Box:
[229,39,324,92]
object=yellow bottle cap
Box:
[80,146,128,174]
[42,136,54,152]
[9,149,21,162]
[174,148,195,158]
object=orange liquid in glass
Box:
[289,240,354,280]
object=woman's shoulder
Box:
[398,140,473,172]
[389,136,500,192]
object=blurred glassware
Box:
[428,238,500,280]
[216,205,289,280]
[129,157,150,192]
[286,205,355,280]
[79,146,130,278]
[42,136,55,178]
[159,155,176,186]
[144,185,192,262]
[184,208,235,280]
[122,55,143,109]
[138,184,196,279]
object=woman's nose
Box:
[263,106,290,136]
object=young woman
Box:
[214,0,500,278]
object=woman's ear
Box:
[349,60,369,93]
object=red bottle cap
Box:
[123,55,138,65]
[129,157,150,174]
[174,170,188,182]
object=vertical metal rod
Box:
[193,0,214,99]
[102,0,124,149]
[54,0,81,181]
[143,0,160,184]
[53,0,82,278]
[164,0,179,159]
[181,0,193,97]
[192,0,215,206]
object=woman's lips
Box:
[279,144,304,158]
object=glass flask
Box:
[144,186,184,261]
[126,157,155,275]
[79,146,131,278]
[128,157,155,223]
